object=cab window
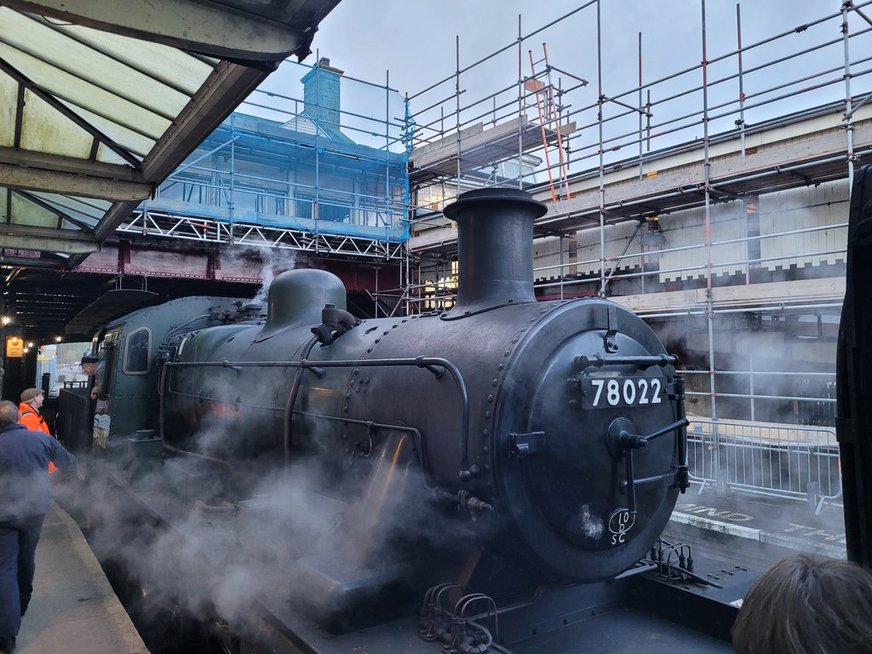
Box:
[123,328,151,374]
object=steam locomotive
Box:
[61,189,740,653]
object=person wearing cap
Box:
[17,389,48,436]
[80,353,97,378]
[80,353,101,401]
[18,389,56,475]
[0,399,77,654]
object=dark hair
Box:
[0,400,18,427]
[732,553,872,654]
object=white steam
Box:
[56,425,472,634]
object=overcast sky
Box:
[309,1,847,96]
[281,0,868,163]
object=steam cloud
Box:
[55,409,473,638]
[225,245,299,306]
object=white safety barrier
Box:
[686,417,841,514]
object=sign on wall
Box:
[5,336,23,358]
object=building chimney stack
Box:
[301,57,344,131]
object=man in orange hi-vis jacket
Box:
[18,389,56,473]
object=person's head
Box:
[0,400,18,427]
[732,553,872,654]
[81,353,98,377]
[20,387,44,410]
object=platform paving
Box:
[15,501,148,654]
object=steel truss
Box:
[120,209,406,260]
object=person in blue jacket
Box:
[0,400,77,654]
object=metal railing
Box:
[686,417,841,514]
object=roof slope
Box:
[0,0,341,269]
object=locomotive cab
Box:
[66,297,260,462]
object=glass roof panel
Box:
[1,11,192,119]
[61,102,156,159]
[11,192,59,228]
[20,90,94,158]
[0,74,15,147]
[95,143,129,167]
[0,42,171,142]
[33,192,111,226]
[60,217,88,231]
[45,17,216,96]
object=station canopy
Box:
[0,0,340,269]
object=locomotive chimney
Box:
[442,187,547,318]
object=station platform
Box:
[15,501,148,654]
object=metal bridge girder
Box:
[121,210,406,261]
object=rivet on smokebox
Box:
[487,394,494,403]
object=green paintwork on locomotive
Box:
[162,269,351,459]
[94,296,248,460]
[94,269,350,463]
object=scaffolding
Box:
[401,0,872,432]
[526,43,576,203]
[135,58,413,263]
[120,1,872,429]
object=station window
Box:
[124,328,151,374]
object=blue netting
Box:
[150,59,413,242]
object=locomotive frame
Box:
[58,189,759,654]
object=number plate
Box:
[581,376,664,409]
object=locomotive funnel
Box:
[443,187,547,317]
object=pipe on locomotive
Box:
[165,355,477,479]
[442,187,548,318]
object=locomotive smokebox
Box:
[443,188,547,317]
